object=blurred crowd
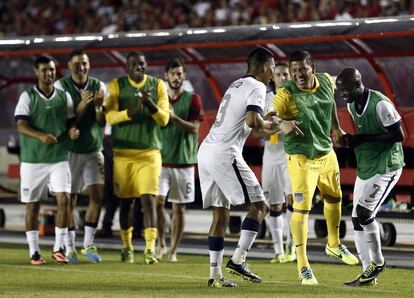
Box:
[0,0,413,37]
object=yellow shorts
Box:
[113,149,161,198]
[287,150,342,211]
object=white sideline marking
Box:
[0,264,402,294]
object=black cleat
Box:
[358,262,385,284]
[208,277,237,288]
[344,277,378,287]
[225,259,262,283]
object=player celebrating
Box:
[55,49,106,263]
[198,47,301,288]
[105,51,169,264]
[155,59,204,262]
[261,62,296,264]
[273,50,358,285]
[336,68,404,286]
[15,55,79,264]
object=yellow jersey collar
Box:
[297,74,320,93]
[128,74,147,89]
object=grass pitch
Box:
[0,245,413,297]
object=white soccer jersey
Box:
[347,93,401,128]
[263,91,287,164]
[203,76,266,154]
[14,87,75,119]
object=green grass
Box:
[0,245,413,297]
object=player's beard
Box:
[168,80,183,90]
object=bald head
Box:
[336,67,364,104]
[337,68,362,85]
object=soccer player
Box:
[14,54,79,264]
[198,47,302,288]
[55,49,106,263]
[273,50,358,285]
[261,62,296,264]
[336,68,404,286]
[155,59,204,262]
[105,51,169,264]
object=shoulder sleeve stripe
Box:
[15,115,29,121]
[246,105,263,116]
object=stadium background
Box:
[0,0,413,255]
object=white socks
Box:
[83,226,96,248]
[209,249,224,279]
[26,230,40,257]
[362,220,384,265]
[354,229,372,270]
[54,227,68,252]
[232,230,258,264]
[269,215,284,254]
[65,229,76,254]
[285,208,294,248]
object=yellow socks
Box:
[324,201,341,248]
[291,212,309,271]
[120,227,134,250]
[144,227,158,252]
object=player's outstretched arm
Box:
[331,100,346,145]
[343,123,404,148]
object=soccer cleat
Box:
[52,250,69,264]
[144,249,158,265]
[30,251,46,265]
[121,248,134,263]
[81,245,102,263]
[67,252,80,264]
[270,253,288,264]
[208,277,237,288]
[325,244,359,265]
[357,262,385,284]
[299,267,318,285]
[155,246,168,260]
[225,259,262,283]
[344,277,378,287]
[284,245,297,262]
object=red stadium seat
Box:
[245,134,262,147]
[402,111,414,148]
[198,110,216,144]
[337,107,356,135]
[250,165,262,183]
[340,167,356,186]
[396,168,414,187]
[7,164,20,178]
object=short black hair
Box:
[69,49,87,60]
[127,51,146,62]
[275,62,288,68]
[165,58,186,73]
[34,54,56,68]
[247,47,274,70]
[289,50,313,65]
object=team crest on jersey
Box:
[294,192,304,203]
[387,113,395,122]
[230,81,243,88]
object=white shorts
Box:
[20,161,71,203]
[262,161,292,205]
[351,168,402,217]
[158,166,195,204]
[198,144,265,209]
[69,151,104,193]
